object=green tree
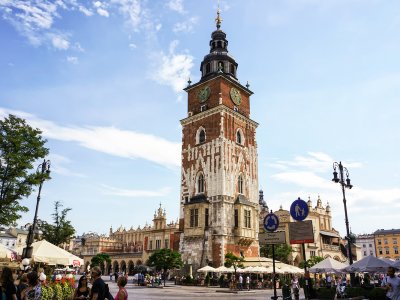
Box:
[91,253,111,272]
[224,252,244,277]
[147,248,183,286]
[0,114,49,226]
[40,201,75,246]
[260,244,293,263]
[299,256,324,269]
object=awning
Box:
[320,231,339,238]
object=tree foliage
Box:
[40,201,75,246]
[260,244,294,264]
[224,252,244,284]
[224,252,244,274]
[299,256,324,269]
[0,114,49,226]
[91,253,111,270]
[147,248,183,286]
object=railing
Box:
[322,244,340,251]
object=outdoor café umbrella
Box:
[343,255,392,273]
[197,266,216,273]
[392,260,400,269]
[309,257,348,274]
[214,266,234,273]
[251,266,270,273]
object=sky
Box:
[0,0,399,238]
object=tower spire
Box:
[215,7,222,29]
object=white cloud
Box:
[78,5,93,16]
[97,7,109,17]
[173,17,198,33]
[101,185,172,197]
[270,151,362,173]
[51,34,70,50]
[0,107,181,169]
[149,40,193,92]
[66,56,78,64]
[167,0,185,14]
[0,0,84,49]
[129,43,137,49]
[111,0,142,32]
[73,42,85,52]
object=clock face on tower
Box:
[230,87,241,106]
[197,86,211,103]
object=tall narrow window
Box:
[199,129,205,143]
[156,239,161,249]
[244,209,251,228]
[230,64,235,75]
[190,208,199,227]
[236,131,242,144]
[198,174,204,193]
[149,240,153,250]
[218,61,224,72]
[234,209,238,228]
[238,175,243,194]
[165,239,169,249]
[205,208,209,228]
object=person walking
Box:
[1,267,17,300]
[238,274,243,291]
[114,277,128,300]
[90,267,105,300]
[291,275,300,300]
[245,275,250,291]
[381,266,400,300]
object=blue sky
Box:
[1,0,399,237]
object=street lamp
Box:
[22,159,51,259]
[332,161,354,283]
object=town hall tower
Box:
[179,11,260,270]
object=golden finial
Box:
[215,7,222,29]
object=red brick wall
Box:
[225,244,259,259]
[212,242,221,267]
[187,77,251,117]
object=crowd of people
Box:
[0,265,129,300]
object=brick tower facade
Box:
[179,11,260,271]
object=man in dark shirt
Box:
[90,267,105,300]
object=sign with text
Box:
[289,220,314,244]
[259,231,286,245]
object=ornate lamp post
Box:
[22,159,51,259]
[332,161,354,284]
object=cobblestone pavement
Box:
[99,276,307,300]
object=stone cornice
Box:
[180,104,259,128]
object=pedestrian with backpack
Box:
[90,267,105,300]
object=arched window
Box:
[197,173,204,194]
[238,175,243,194]
[199,130,205,143]
[196,127,206,144]
[218,61,224,72]
[236,130,242,144]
